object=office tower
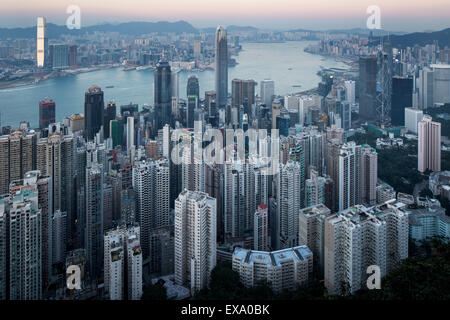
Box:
[149,226,175,275]
[0,130,36,194]
[9,188,42,300]
[404,107,424,134]
[318,73,334,97]
[417,67,434,109]
[0,198,6,300]
[260,79,275,107]
[104,224,142,300]
[69,45,77,67]
[104,101,116,139]
[324,203,408,295]
[418,115,441,172]
[340,101,351,131]
[171,68,180,105]
[276,114,290,137]
[187,75,199,128]
[49,44,69,70]
[344,80,356,104]
[36,17,47,68]
[39,98,56,129]
[84,85,105,141]
[132,159,170,258]
[299,204,331,276]
[154,61,172,132]
[193,39,202,60]
[215,26,228,108]
[361,146,378,206]
[431,64,450,105]
[379,50,392,124]
[254,204,269,251]
[391,76,413,126]
[175,190,216,293]
[359,57,378,120]
[120,189,136,225]
[126,116,135,156]
[232,246,313,293]
[110,120,122,148]
[52,210,67,266]
[205,90,217,117]
[305,169,326,207]
[276,160,305,249]
[231,79,256,110]
[85,164,104,279]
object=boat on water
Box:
[136,65,152,71]
[122,66,136,71]
[106,85,114,88]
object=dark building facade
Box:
[359,57,378,121]
[391,76,413,126]
[154,61,172,133]
[187,75,199,128]
[39,98,55,129]
[84,85,105,140]
[231,79,256,110]
[104,101,116,139]
[215,26,228,108]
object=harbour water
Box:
[0,41,349,128]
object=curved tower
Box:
[215,26,228,108]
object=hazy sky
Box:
[0,0,449,31]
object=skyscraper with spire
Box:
[215,26,228,108]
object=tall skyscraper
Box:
[104,101,116,140]
[254,204,269,251]
[154,61,172,132]
[85,164,104,279]
[418,115,441,172]
[404,107,424,134]
[36,17,47,68]
[391,76,413,126]
[361,145,378,206]
[260,79,275,107]
[174,190,216,293]
[84,85,105,141]
[344,80,356,104]
[39,98,56,129]
[305,169,326,207]
[187,75,199,128]
[359,57,377,120]
[215,26,228,108]
[126,117,135,156]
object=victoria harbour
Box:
[0,41,348,127]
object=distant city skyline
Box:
[0,0,449,32]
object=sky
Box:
[0,0,449,32]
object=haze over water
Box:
[0,41,348,128]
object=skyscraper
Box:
[254,204,269,251]
[391,76,413,126]
[231,79,255,110]
[84,85,105,141]
[154,61,172,132]
[174,190,216,293]
[361,145,378,206]
[36,17,47,68]
[85,164,104,279]
[39,98,56,129]
[260,80,275,107]
[418,115,441,172]
[126,117,135,157]
[187,75,199,128]
[215,26,228,108]
[359,57,378,120]
[104,101,116,140]
[404,107,424,134]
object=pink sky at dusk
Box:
[0,0,449,31]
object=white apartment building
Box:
[175,190,217,293]
[404,107,423,134]
[232,246,313,293]
[324,201,408,295]
[104,224,142,300]
[254,204,269,251]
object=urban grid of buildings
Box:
[0,16,449,300]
